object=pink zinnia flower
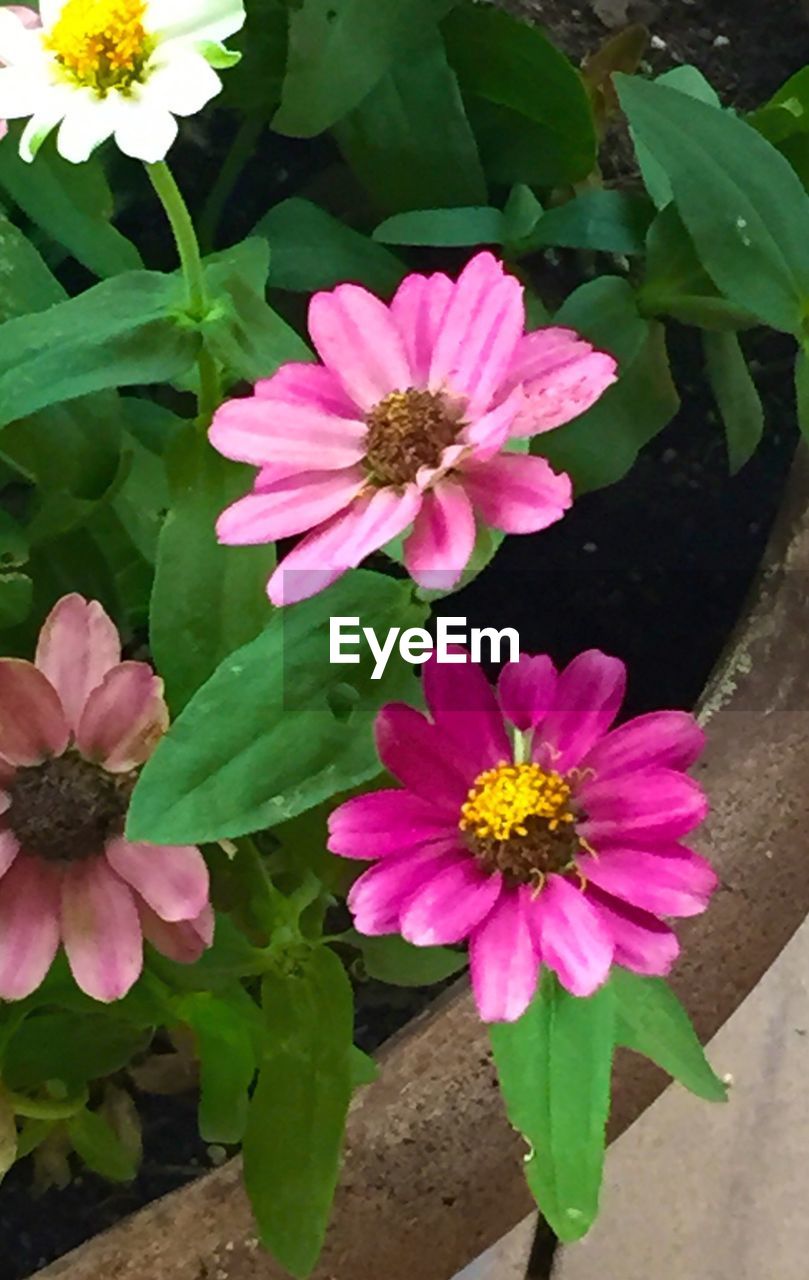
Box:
[328,649,716,1023]
[0,594,212,1003]
[210,251,617,606]
[0,7,38,142]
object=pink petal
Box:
[421,649,511,775]
[586,886,679,975]
[0,829,19,878]
[400,858,502,946]
[531,873,614,997]
[390,271,454,384]
[308,283,412,411]
[253,361,358,416]
[35,594,121,731]
[577,768,709,844]
[347,842,464,936]
[460,386,525,462]
[139,901,213,964]
[505,329,618,437]
[61,858,143,1002]
[338,484,422,564]
[428,253,525,417]
[462,453,573,534]
[209,394,367,471]
[535,650,626,774]
[469,887,540,1023]
[580,710,706,780]
[216,467,366,545]
[375,703,471,813]
[327,789,452,860]
[105,839,209,923]
[0,660,70,764]
[578,844,717,918]
[503,328,594,386]
[0,856,60,1000]
[76,662,168,772]
[404,482,476,592]
[497,653,558,732]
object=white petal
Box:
[113,96,178,162]
[57,92,117,163]
[39,1,66,32]
[146,0,246,44]
[0,65,41,118]
[18,84,73,161]
[0,8,41,67]
[145,49,222,117]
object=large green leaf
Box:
[639,205,758,331]
[349,931,467,986]
[703,330,764,472]
[4,1013,148,1093]
[444,5,596,184]
[67,1108,138,1182]
[179,992,258,1144]
[334,31,487,214]
[374,205,505,247]
[243,946,354,1276]
[611,969,727,1102]
[255,198,405,295]
[0,216,65,320]
[149,428,276,713]
[631,66,723,210]
[524,190,654,256]
[490,971,615,1242]
[617,73,809,333]
[128,572,426,844]
[273,0,458,137]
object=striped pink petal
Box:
[469,887,540,1023]
[390,271,453,384]
[105,838,209,923]
[462,453,572,534]
[76,662,168,772]
[308,283,412,411]
[61,858,143,1002]
[35,594,121,731]
[404,482,476,593]
[216,467,366,545]
[0,659,70,765]
[0,855,60,1000]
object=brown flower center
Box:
[364,389,462,486]
[7,754,135,863]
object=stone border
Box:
[37,447,809,1280]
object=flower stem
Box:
[146,160,221,425]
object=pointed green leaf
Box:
[703,330,764,472]
[179,992,258,1144]
[67,1108,138,1182]
[255,198,405,295]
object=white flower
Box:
[0,0,245,164]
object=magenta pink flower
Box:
[328,650,716,1022]
[0,7,38,142]
[210,251,617,606]
[0,594,212,1003]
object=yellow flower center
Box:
[460,761,581,886]
[365,389,462,487]
[47,0,152,93]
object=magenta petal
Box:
[578,768,709,843]
[35,594,121,731]
[497,653,558,732]
[338,484,422,565]
[76,661,168,772]
[327,789,452,860]
[0,829,19,878]
[404,482,476,592]
[535,649,626,773]
[532,874,613,997]
[461,386,525,462]
[105,839,210,923]
[0,659,70,764]
[400,859,502,946]
[348,843,464,936]
[579,845,717,918]
[390,271,454,384]
[429,252,525,417]
[586,886,679,976]
[421,649,511,776]
[0,856,60,1000]
[308,283,412,410]
[139,901,213,964]
[253,360,358,416]
[511,341,618,437]
[462,453,572,534]
[375,703,472,812]
[581,710,705,779]
[61,859,143,1002]
[469,887,540,1023]
[209,394,366,471]
[216,467,366,545]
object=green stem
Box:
[146,160,221,425]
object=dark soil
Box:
[2,4,807,1279]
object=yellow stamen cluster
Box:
[459,762,576,841]
[47,0,151,93]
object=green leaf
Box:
[179,992,257,1144]
[0,271,200,426]
[0,574,31,628]
[243,946,354,1276]
[703,331,764,472]
[629,67,723,211]
[750,65,809,145]
[0,216,65,321]
[67,1107,138,1182]
[611,969,727,1102]
[334,31,487,214]
[273,0,458,137]
[128,572,426,844]
[150,427,276,712]
[617,73,809,333]
[374,205,505,247]
[639,205,758,331]
[349,1045,378,1086]
[350,931,466,986]
[523,190,654,256]
[0,131,142,278]
[502,184,544,243]
[443,5,596,184]
[490,971,615,1242]
[254,198,405,295]
[4,1013,148,1093]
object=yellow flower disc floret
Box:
[47,0,152,94]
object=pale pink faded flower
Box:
[210,251,617,606]
[0,594,212,1003]
[329,649,716,1023]
[0,7,38,143]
